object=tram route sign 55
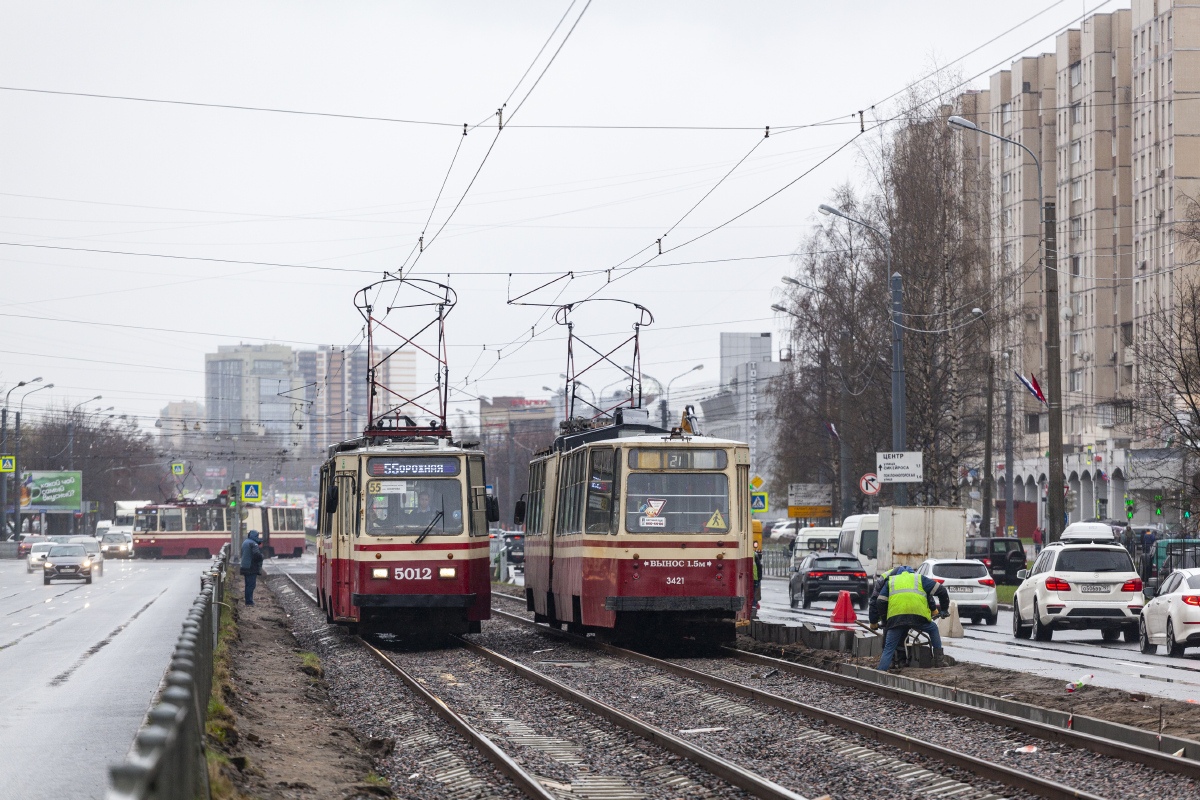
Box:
[875,451,923,483]
[241,482,262,502]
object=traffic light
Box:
[1155,494,1163,516]
[1184,500,1192,520]
[1124,494,1135,520]
[228,482,238,509]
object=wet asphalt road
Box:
[0,555,211,800]
[758,578,1200,702]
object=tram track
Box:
[487,595,1196,800]
[280,574,825,800]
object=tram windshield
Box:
[363,478,464,536]
[625,473,730,534]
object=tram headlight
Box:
[438,567,456,579]
[371,568,388,579]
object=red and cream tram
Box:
[241,504,307,559]
[519,418,753,645]
[133,501,231,559]
[316,425,497,636]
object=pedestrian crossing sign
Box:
[750,492,768,513]
[171,462,184,475]
[241,482,262,502]
[0,456,13,473]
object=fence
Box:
[107,544,229,800]
[761,546,792,578]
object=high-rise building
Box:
[204,344,302,441]
[296,346,417,451]
[158,400,205,452]
[702,332,781,488]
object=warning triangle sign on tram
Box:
[704,509,727,530]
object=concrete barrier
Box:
[0,541,17,559]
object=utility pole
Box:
[839,333,852,521]
[507,415,515,526]
[13,412,20,536]
[0,409,7,539]
[1005,363,1015,537]
[659,399,669,429]
[891,272,908,506]
[982,356,994,537]
[1044,202,1066,541]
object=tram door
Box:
[333,472,357,617]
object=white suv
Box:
[1012,541,1144,642]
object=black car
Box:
[789,553,869,609]
[966,537,1027,584]
[503,534,525,565]
[43,544,93,585]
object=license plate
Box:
[62,567,76,572]
[828,575,849,581]
[948,586,973,593]
[1081,584,1109,593]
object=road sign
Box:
[860,473,880,495]
[241,482,262,502]
[788,483,832,518]
[171,462,184,475]
[750,475,765,491]
[876,451,923,483]
[750,492,768,513]
[0,456,13,473]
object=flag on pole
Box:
[825,422,839,439]
[1016,372,1047,404]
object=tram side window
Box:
[557,451,586,535]
[337,476,356,538]
[467,456,488,536]
[585,449,614,533]
[135,509,157,532]
[185,507,225,531]
[160,509,183,532]
[288,508,304,530]
[737,464,749,534]
[319,473,332,538]
[527,461,545,535]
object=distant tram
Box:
[316,420,498,636]
[519,415,753,646]
[241,504,307,559]
[133,501,231,559]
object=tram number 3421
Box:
[395,567,433,580]
[666,576,685,585]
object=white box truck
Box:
[875,507,969,576]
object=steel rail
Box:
[280,574,557,800]
[490,606,1108,800]
[454,636,816,800]
[490,590,1200,780]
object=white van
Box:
[796,526,841,553]
[837,514,880,577]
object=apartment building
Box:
[954,10,1199,528]
[204,344,303,441]
[295,346,417,451]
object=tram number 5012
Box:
[666,576,685,585]
[395,567,432,580]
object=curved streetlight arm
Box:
[947,116,1042,225]
[19,383,54,415]
[5,377,41,409]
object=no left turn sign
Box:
[860,473,880,496]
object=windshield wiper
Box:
[414,511,444,545]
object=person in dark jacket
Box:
[240,530,264,606]
[874,566,950,671]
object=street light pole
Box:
[818,204,906,505]
[665,365,704,429]
[15,383,53,534]
[949,115,1064,540]
[68,395,102,471]
[1,377,41,539]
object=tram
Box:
[133,501,231,559]
[519,412,753,646]
[316,418,498,635]
[241,504,307,558]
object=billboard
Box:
[20,471,83,513]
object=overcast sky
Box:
[0,0,1119,429]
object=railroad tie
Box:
[793,730,1005,800]
[419,749,489,800]
[640,764,716,799]
[571,774,646,800]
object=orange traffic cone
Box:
[831,590,857,629]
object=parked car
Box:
[70,537,104,576]
[789,552,869,609]
[917,558,998,625]
[1012,540,1143,642]
[966,537,1027,584]
[17,534,47,558]
[101,532,132,559]
[26,541,55,573]
[769,520,800,542]
[42,544,93,585]
[503,533,525,565]
[1139,567,1200,657]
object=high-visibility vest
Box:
[886,571,931,621]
